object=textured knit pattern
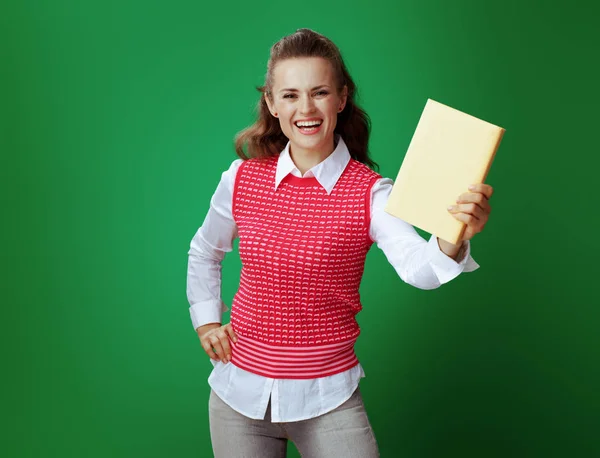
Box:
[230,155,381,378]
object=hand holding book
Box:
[439,182,494,259]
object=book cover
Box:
[384,98,505,245]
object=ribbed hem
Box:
[230,334,359,379]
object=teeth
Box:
[296,121,322,127]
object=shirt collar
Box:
[274,135,351,195]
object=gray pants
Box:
[208,387,380,457]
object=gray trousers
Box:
[208,387,380,457]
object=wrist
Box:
[196,322,221,337]
[437,237,463,260]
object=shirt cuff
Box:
[189,300,229,331]
[426,235,480,284]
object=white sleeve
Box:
[369,177,480,290]
[186,158,244,330]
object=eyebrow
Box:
[279,85,330,93]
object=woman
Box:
[186,28,493,457]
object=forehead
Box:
[272,57,336,89]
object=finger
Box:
[450,202,487,221]
[224,324,238,343]
[217,332,233,362]
[467,183,494,200]
[209,335,227,364]
[456,192,491,213]
[201,340,219,361]
[450,210,486,233]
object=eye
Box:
[315,91,329,96]
[283,93,296,99]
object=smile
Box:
[294,120,323,135]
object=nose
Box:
[299,94,316,115]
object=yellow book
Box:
[384,98,505,245]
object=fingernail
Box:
[447,206,454,210]
[469,185,475,190]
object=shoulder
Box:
[220,158,245,184]
[225,156,278,186]
[348,159,382,183]
[247,155,278,165]
[235,156,278,182]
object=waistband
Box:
[230,334,359,379]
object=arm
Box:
[186,158,244,331]
[370,178,480,290]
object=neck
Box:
[290,138,337,176]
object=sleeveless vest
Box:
[230,154,381,379]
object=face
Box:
[264,57,347,158]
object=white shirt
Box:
[186,136,480,422]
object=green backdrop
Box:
[3,0,599,456]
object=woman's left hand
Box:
[447,183,494,242]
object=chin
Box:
[295,131,332,145]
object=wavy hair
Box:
[234,28,379,171]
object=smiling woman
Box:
[263,57,347,172]
[234,28,379,173]
[187,27,488,458]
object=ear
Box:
[264,93,278,117]
[338,85,348,112]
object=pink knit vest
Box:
[230,154,381,379]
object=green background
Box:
[3,0,599,456]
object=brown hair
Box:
[234,28,379,171]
